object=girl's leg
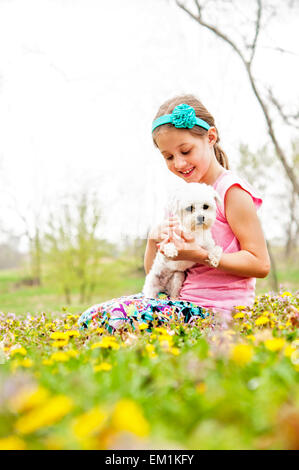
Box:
[78,292,208,333]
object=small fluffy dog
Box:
[142,183,222,299]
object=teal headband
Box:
[152,103,210,133]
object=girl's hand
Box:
[157,231,208,263]
[149,216,183,244]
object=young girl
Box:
[78,94,270,332]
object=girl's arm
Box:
[215,185,270,278]
[144,238,158,274]
[158,186,270,278]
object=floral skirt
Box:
[78,292,208,333]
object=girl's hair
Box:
[152,94,229,170]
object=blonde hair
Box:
[152,94,229,170]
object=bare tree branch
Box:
[268,87,299,130]
[175,0,299,196]
[249,0,262,64]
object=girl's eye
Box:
[186,205,195,212]
[203,204,209,210]
[181,150,190,155]
[165,156,173,161]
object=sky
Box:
[0,0,298,249]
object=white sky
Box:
[0,0,298,249]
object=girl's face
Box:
[155,127,218,184]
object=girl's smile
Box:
[155,127,222,185]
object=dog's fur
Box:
[142,182,221,299]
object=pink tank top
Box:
[179,170,263,315]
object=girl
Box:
[78,94,270,332]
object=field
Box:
[0,257,298,450]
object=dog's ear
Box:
[213,189,222,206]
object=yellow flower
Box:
[50,332,69,340]
[284,345,296,358]
[169,347,180,356]
[15,395,73,434]
[235,305,246,310]
[52,339,69,348]
[145,344,157,358]
[42,358,54,366]
[234,312,245,319]
[138,323,148,331]
[264,338,286,352]
[231,344,253,366]
[196,383,206,394]
[96,327,104,334]
[247,335,256,342]
[111,399,149,437]
[10,346,27,357]
[50,351,70,362]
[0,436,26,450]
[281,292,292,297]
[9,386,50,413]
[72,406,108,439]
[91,337,120,350]
[19,358,33,368]
[66,330,80,338]
[255,316,269,326]
[93,362,112,372]
[66,349,79,358]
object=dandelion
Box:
[231,344,253,366]
[255,316,269,326]
[72,406,108,439]
[169,347,180,356]
[284,345,296,358]
[66,330,80,338]
[93,362,112,372]
[66,349,79,358]
[42,358,54,366]
[138,323,148,331]
[281,292,292,297]
[50,332,69,340]
[196,383,206,394]
[52,339,69,348]
[50,351,70,362]
[15,395,74,434]
[247,335,256,342]
[19,358,33,368]
[9,386,50,413]
[10,346,27,357]
[0,436,26,450]
[111,399,149,437]
[264,338,286,352]
[234,312,245,319]
[91,337,120,350]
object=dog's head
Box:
[168,182,221,232]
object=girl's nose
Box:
[174,155,187,170]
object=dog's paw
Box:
[163,242,178,258]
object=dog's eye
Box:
[186,205,195,212]
[203,204,209,210]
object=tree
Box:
[175,0,299,196]
[44,190,113,304]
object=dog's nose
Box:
[197,215,205,225]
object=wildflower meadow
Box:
[0,290,298,450]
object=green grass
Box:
[0,292,298,450]
[0,252,298,317]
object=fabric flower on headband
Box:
[170,104,197,129]
[151,103,210,133]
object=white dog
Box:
[142,182,222,299]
